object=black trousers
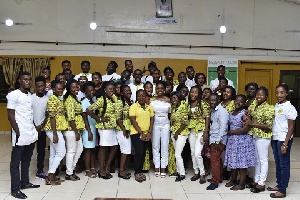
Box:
[10,142,35,192]
[131,134,150,174]
[36,131,46,173]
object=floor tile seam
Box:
[79,176,90,200]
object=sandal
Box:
[267,186,280,191]
[135,173,144,183]
[270,192,286,198]
[141,173,146,181]
[230,184,245,190]
[118,171,131,180]
[45,178,61,185]
[246,182,258,188]
[90,168,97,176]
[225,180,237,187]
[98,172,111,180]
[199,175,206,184]
[72,174,80,180]
[190,174,200,181]
[160,173,166,178]
[250,185,265,193]
[65,174,78,181]
[85,170,97,178]
[155,168,160,177]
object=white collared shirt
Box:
[210,77,234,91]
[272,101,297,141]
[102,73,121,82]
[7,90,38,146]
[185,78,196,88]
[128,82,144,102]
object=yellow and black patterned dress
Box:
[64,95,85,131]
[88,95,118,130]
[248,101,275,138]
[44,95,68,131]
[188,100,210,133]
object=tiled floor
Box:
[0,132,299,200]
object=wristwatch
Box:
[215,141,220,145]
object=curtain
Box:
[2,57,22,92]
[23,58,51,92]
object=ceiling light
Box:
[5,19,14,26]
[220,26,226,34]
[90,22,97,30]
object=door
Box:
[245,69,273,104]
[280,70,300,137]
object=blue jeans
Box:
[271,139,293,194]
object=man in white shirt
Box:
[7,72,40,199]
[125,60,134,84]
[210,65,234,91]
[128,69,144,102]
[77,76,87,101]
[74,60,92,81]
[102,61,121,81]
[185,66,196,88]
[32,76,49,181]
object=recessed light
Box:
[5,19,14,26]
[220,26,226,34]
[90,22,97,30]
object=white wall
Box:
[0,0,300,60]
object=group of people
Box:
[7,59,297,199]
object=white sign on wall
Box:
[208,57,238,68]
[146,18,178,24]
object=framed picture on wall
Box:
[156,0,173,18]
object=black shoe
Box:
[206,183,218,190]
[190,174,200,181]
[11,190,27,199]
[20,183,40,190]
[175,175,185,182]
[106,173,113,179]
[207,178,223,183]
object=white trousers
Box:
[63,131,83,175]
[172,134,188,176]
[152,124,170,168]
[46,131,66,174]
[189,130,205,175]
[254,137,271,186]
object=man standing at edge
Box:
[7,72,40,199]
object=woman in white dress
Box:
[151,80,171,178]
